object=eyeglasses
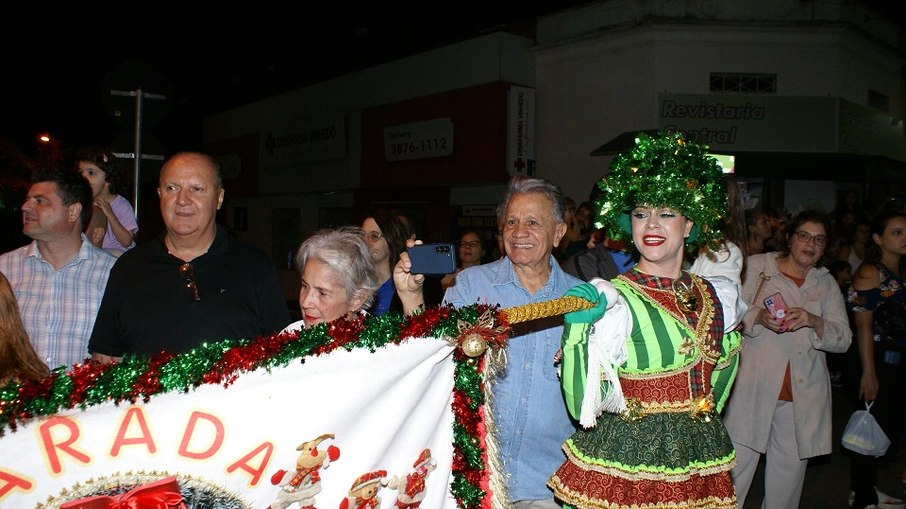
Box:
[459,241,481,248]
[794,230,827,246]
[179,262,201,302]
[362,231,384,243]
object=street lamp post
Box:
[108,88,166,220]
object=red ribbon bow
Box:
[60,476,186,509]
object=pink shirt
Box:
[102,195,138,254]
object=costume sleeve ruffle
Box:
[703,274,747,332]
[689,241,743,290]
[563,278,632,428]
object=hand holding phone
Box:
[763,292,789,331]
[408,243,457,275]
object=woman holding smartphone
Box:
[723,209,853,508]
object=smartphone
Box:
[408,243,457,275]
[763,292,789,320]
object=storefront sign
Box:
[507,86,535,176]
[383,118,454,161]
[658,93,903,158]
[262,113,347,165]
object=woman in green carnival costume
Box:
[548,132,746,509]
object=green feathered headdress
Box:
[594,131,727,250]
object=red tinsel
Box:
[323,315,369,351]
[399,305,454,339]
[204,332,296,386]
[131,353,175,403]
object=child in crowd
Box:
[76,147,139,256]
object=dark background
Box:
[0,2,597,159]
[1,1,903,158]
[0,1,904,251]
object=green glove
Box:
[564,283,608,324]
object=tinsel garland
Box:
[0,303,512,509]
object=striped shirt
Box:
[0,235,116,370]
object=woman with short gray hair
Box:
[283,226,379,331]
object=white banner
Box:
[0,340,458,509]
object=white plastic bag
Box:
[841,401,890,457]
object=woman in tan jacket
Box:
[723,210,853,509]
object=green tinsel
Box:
[23,371,67,416]
[451,476,485,509]
[454,422,485,469]
[595,130,727,249]
[455,360,484,410]
[358,311,404,349]
[99,356,150,402]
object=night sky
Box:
[1,1,903,163]
[0,2,592,161]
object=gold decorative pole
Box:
[501,295,594,324]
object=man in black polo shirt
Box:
[89,152,290,361]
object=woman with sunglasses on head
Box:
[723,209,853,509]
[845,210,906,509]
[440,230,486,291]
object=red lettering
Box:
[179,411,224,459]
[226,442,274,485]
[0,469,32,499]
[39,417,89,473]
[111,407,157,456]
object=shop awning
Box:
[590,130,906,183]
[731,151,906,182]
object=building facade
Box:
[202,0,905,284]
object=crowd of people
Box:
[1,133,905,509]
